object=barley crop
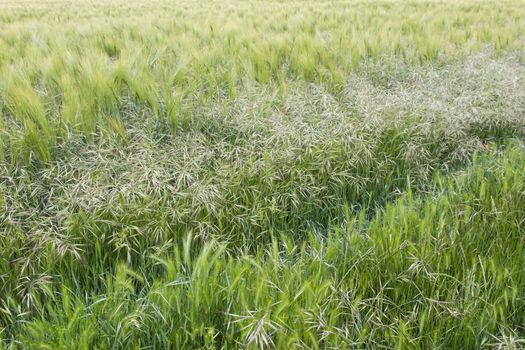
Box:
[1,0,525,348]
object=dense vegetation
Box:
[1,0,525,348]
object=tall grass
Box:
[1,0,525,348]
[3,142,525,348]
[0,0,524,165]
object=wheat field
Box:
[1,0,525,348]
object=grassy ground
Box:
[1,0,525,348]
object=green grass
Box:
[4,143,525,349]
[1,0,524,166]
[1,0,525,348]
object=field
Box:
[1,0,525,348]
